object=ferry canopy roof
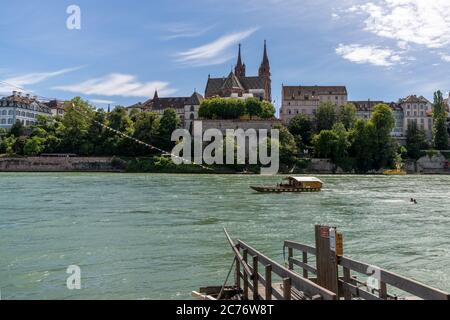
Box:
[286,177,323,183]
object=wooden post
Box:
[379,282,388,299]
[252,256,259,300]
[343,266,352,300]
[302,251,308,278]
[235,257,241,289]
[288,247,294,270]
[265,265,272,300]
[315,225,339,295]
[243,249,249,300]
[282,278,292,300]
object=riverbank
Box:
[0,155,449,174]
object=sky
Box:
[1,0,450,111]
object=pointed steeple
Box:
[262,40,269,65]
[234,44,246,77]
[259,40,272,102]
[153,89,159,100]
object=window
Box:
[8,118,13,124]
[0,119,5,124]
[8,110,13,115]
[1,110,6,115]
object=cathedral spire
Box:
[153,89,159,100]
[234,44,246,77]
[261,40,270,70]
[259,40,272,102]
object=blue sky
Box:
[1,0,450,111]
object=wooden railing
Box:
[224,229,337,300]
[284,239,450,300]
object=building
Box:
[205,42,271,102]
[351,100,405,141]
[0,91,52,129]
[280,85,348,124]
[126,90,204,129]
[350,100,384,120]
[398,95,433,140]
[45,99,67,117]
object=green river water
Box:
[0,173,449,299]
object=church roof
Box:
[205,74,265,97]
[131,91,204,111]
[221,72,244,90]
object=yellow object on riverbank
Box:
[383,169,407,175]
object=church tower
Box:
[234,44,246,77]
[258,40,271,102]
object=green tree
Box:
[406,121,427,160]
[369,104,397,170]
[245,97,263,119]
[312,130,339,159]
[133,112,160,155]
[23,136,44,156]
[9,121,25,137]
[158,108,181,150]
[432,90,449,150]
[339,103,357,130]
[260,101,276,119]
[277,125,299,165]
[316,102,339,131]
[60,97,95,155]
[87,110,109,155]
[288,114,313,148]
[3,136,17,156]
[349,120,375,173]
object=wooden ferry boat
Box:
[250,176,323,193]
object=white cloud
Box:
[0,67,82,94]
[53,73,176,98]
[175,28,258,66]
[336,44,403,66]
[89,99,115,105]
[439,53,450,62]
[161,23,214,40]
[349,0,450,49]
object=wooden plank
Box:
[284,240,317,255]
[252,256,259,301]
[243,249,249,300]
[224,228,254,279]
[238,240,337,300]
[379,282,388,300]
[265,265,272,300]
[339,281,382,300]
[283,278,292,300]
[339,256,450,300]
[343,267,352,300]
[290,257,317,275]
[288,248,294,270]
[235,257,240,289]
[302,252,309,278]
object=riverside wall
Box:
[0,157,118,172]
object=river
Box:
[0,173,449,299]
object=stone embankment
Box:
[0,157,119,172]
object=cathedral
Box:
[204,41,272,102]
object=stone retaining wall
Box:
[0,157,117,172]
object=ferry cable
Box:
[69,102,214,171]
